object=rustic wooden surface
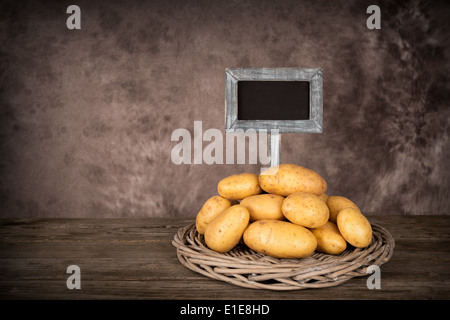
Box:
[0,216,449,300]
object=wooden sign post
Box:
[225,68,323,167]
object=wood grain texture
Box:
[0,216,449,300]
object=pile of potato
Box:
[195,164,373,259]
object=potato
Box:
[336,207,372,248]
[217,173,262,200]
[243,220,317,259]
[196,196,232,235]
[281,191,329,228]
[259,164,327,196]
[240,194,285,221]
[311,221,347,255]
[318,193,328,202]
[326,196,360,223]
[204,205,250,253]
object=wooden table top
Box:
[0,215,449,300]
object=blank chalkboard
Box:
[237,81,310,120]
[225,68,323,133]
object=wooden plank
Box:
[0,216,449,300]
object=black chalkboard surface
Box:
[237,81,310,121]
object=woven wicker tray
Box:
[172,220,395,290]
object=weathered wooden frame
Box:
[225,68,323,133]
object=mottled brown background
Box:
[1,0,449,218]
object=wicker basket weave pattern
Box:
[172,221,395,290]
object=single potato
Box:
[240,194,285,221]
[311,221,347,255]
[218,173,262,200]
[259,164,327,197]
[243,220,317,259]
[282,192,329,228]
[204,205,250,253]
[326,196,360,223]
[196,196,232,235]
[337,207,372,248]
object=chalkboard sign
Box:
[225,68,323,133]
